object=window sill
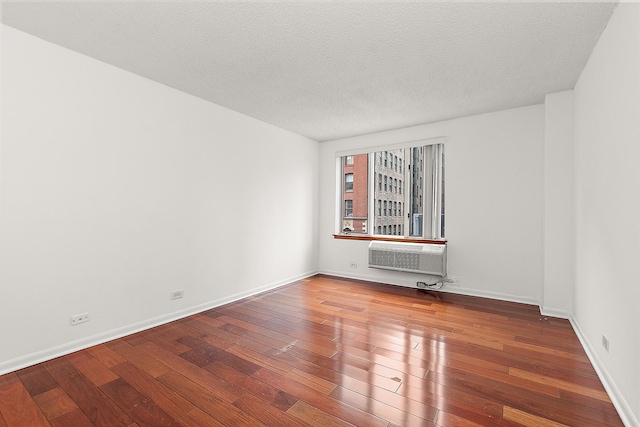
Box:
[333,234,446,245]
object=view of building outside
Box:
[341,146,439,238]
[373,149,407,236]
[341,155,368,234]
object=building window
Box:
[345,200,353,217]
[345,173,354,191]
[338,141,444,239]
[345,155,354,165]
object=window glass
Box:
[338,143,443,239]
[341,154,368,234]
[345,173,354,191]
[345,200,353,217]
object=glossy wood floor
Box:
[0,275,623,427]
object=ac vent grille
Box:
[368,241,447,277]
[370,250,421,270]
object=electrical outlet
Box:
[171,290,184,300]
[70,313,89,326]
[602,335,609,352]
[350,262,357,268]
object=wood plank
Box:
[136,341,244,403]
[14,364,59,397]
[100,378,183,427]
[285,368,336,395]
[32,388,78,420]
[106,339,171,378]
[87,344,127,368]
[157,371,266,427]
[503,406,569,427]
[72,357,120,387]
[253,367,389,427]
[0,373,51,427]
[233,393,313,427]
[49,408,96,427]
[287,400,354,427]
[204,361,299,411]
[43,358,133,427]
[508,367,610,401]
[329,385,438,427]
[110,362,194,419]
[176,408,226,427]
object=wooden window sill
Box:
[333,234,446,245]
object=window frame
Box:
[335,137,445,242]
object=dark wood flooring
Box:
[0,275,623,426]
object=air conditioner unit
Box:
[368,241,447,277]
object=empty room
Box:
[0,2,638,426]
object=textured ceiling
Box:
[2,1,617,142]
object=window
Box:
[345,173,354,191]
[345,200,353,217]
[338,141,444,239]
[345,156,354,165]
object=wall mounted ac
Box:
[368,241,447,277]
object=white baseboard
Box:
[569,317,639,427]
[539,306,571,319]
[0,270,319,376]
[319,269,540,307]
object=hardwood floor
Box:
[0,275,623,426]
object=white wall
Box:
[572,3,640,426]
[319,105,545,304]
[0,26,319,373]
[542,91,574,317]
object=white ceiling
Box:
[2,1,617,142]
